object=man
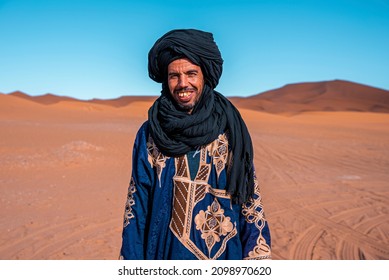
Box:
[120,29,271,260]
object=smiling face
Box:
[167,58,205,114]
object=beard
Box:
[176,102,195,112]
[172,87,202,113]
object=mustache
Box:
[174,87,197,93]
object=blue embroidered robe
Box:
[120,121,271,260]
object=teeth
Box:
[178,92,190,97]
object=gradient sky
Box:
[0,0,388,99]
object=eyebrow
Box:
[168,69,198,76]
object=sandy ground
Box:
[1,93,388,259]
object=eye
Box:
[187,71,197,77]
[168,73,179,80]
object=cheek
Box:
[168,80,177,94]
[195,78,204,93]
[190,77,201,89]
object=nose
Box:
[178,74,189,88]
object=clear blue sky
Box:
[0,0,388,99]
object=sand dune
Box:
[90,96,157,107]
[9,91,80,105]
[8,80,389,114]
[233,80,389,114]
[8,90,158,109]
[1,83,388,260]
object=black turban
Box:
[148,29,223,89]
[147,29,255,204]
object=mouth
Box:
[175,90,195,102]
[178,91,191,97]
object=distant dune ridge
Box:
[1,79,389,260]
[5,79,389,114]
[8,91,79,105]
[230,80,389,114]
[7,90,157,108]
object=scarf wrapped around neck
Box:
[147,29,255,204]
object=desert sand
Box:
[1,81,389,259]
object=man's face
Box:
[167,58,204,114]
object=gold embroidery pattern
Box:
[147,136,169,183]
[247,236,271,260]
[170,179,190,237]
[241,174,271,259]
[196,164,210,183]
[207,134,229,179]
[195,199,234,258]
[123,177,136,228]
[169,138,236,260]
[176,155,190,178]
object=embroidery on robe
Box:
[123,177,136,228]
[169,138,236,260]
[147,136,169,185]
[207,133,229,180]
[241,173,271,259]
[194,198,235,258]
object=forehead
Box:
[168,58,202,73]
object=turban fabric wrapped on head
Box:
[148,29,223,89]
[147,29,255,204]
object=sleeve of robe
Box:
[240,172,272,260]
[120,122,153,260]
